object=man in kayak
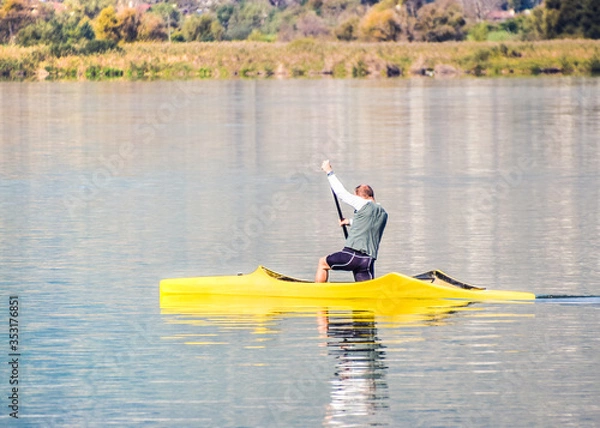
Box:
[316,160,388,283]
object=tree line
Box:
[0,0,598,50]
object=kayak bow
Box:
[160,266,535,301]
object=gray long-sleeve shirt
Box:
[328,173,388,259]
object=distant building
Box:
[49,1,67,13]
[486,9,516,23]
[136,3,152,13]
[125,0,152,12]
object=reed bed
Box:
[1,39,599,81]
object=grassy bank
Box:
[1,39,600,81]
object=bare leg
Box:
[315,257,330,283]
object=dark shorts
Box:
[326,247,375,282]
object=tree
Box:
[0,0,33,43]
[526,0,593,39]
[149,3,180,42]
[461,0,504,22]
[359,6,402,41]
[527,4,559,39]
[404,0,429,17]
[95,5,120,42]
[335,16,359,40]
[182,14,223,41]
[318,0,362,20]
[508,0,542,12]
[415,0,466,42]
[581,0,600,39]
[468,21,489,40]
[16,13,95,46]
[216,4,234,30]
[64,0,116,19]
[117,7,140,42]
[224,2,269,40]
[210,18,224,41]
[548,0,585,36]
[296,11,329,37]
[138,13,167,41]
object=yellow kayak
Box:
[159,266,535,301]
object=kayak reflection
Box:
[160,295,520,425]
[159,294,477,324]
[321,310,389,426]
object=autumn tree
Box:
[95,7,147,43]
[0,0,33,43]
[335,16,359,40]
[138,13,167,41]
[117,7,140,42]
[396,0,426,41]
[95,5,120,42]
[415,0,466,41]
[359,3,402,41]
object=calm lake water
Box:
[1,78,599,426]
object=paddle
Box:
[331,189,348,239]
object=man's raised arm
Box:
[321,160,367,211]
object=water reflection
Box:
[160,295,484,425]
[159,294,479,333]
[321,311,389,426]
[1,78,598,426]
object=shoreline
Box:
[1,39,599,81]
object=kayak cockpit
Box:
[260,266,485,290]
[413,270,485,290]
[260,266,312,283]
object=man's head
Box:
[355,184,375,200]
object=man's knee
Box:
[318,257,330,269]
